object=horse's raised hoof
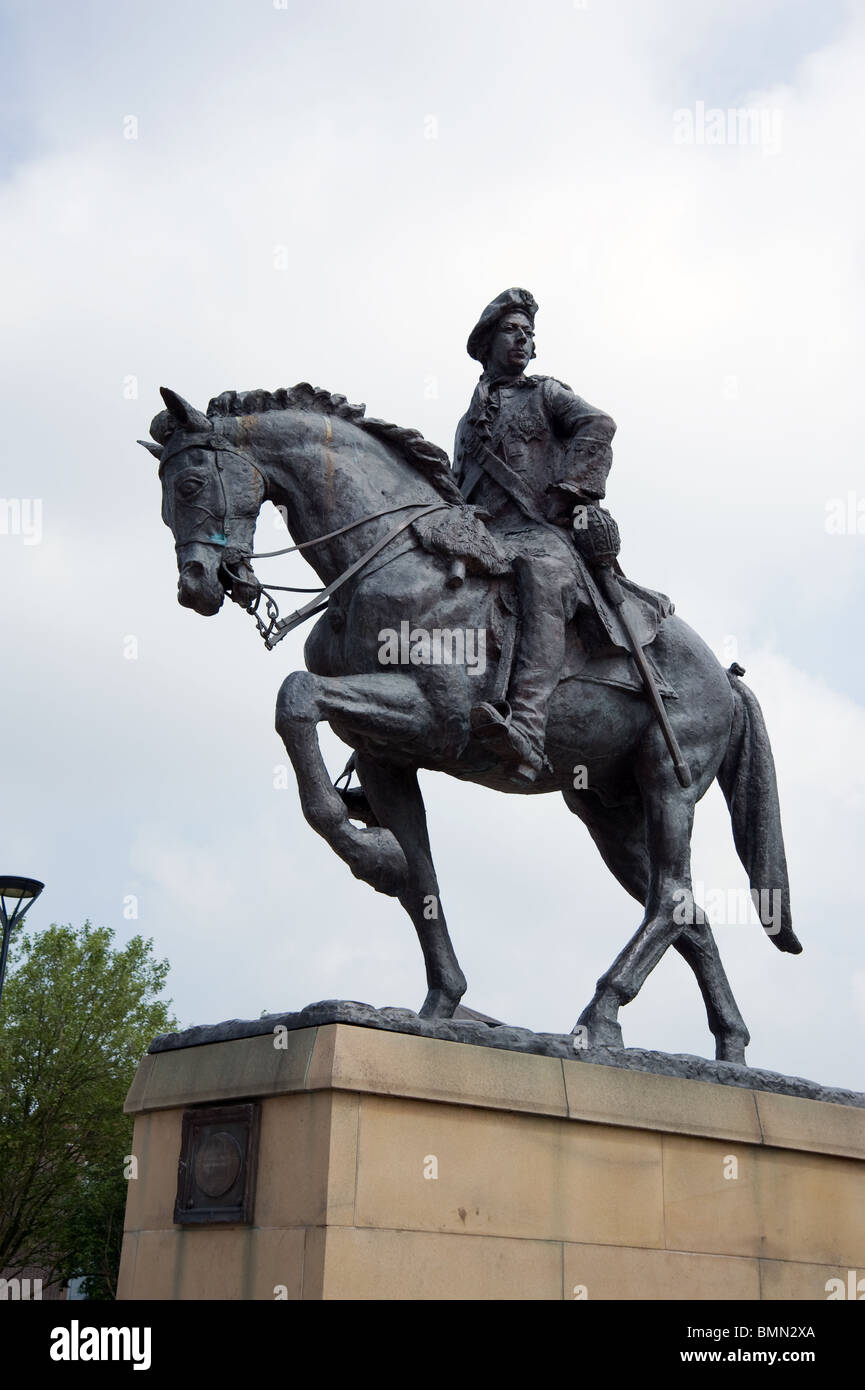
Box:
[347,828,407,898]
[419,988,462,1020]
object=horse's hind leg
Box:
[355,754,466,1019]
[567,777,750,1062]
[674,922,750,1063]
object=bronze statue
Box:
[143,298,801,1065]
[456,289,693,787]
[455,288,615,780]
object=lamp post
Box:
[0,876,44,1007]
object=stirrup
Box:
[509,738,553,783]
[470,699,512,741]
[470,701,551,779]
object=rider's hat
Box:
[466,287,539,364]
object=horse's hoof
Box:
[419,989,461,1020]
[575,1010,623,1050]
[715,1038,748,1065]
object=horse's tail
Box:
[716,666,802,954]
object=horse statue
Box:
[143,383,801,1064]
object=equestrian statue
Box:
[141,287,801,1064]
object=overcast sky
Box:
[1,0,863,1091]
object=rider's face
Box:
[486,313,535,377]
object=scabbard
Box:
[596,567,692,789]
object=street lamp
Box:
[0,876,44,1006]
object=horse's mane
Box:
[206,383,464,504]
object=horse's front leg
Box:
[274,670,432,899]
[355,753,466,1019]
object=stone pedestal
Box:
[117,1023,865,1300]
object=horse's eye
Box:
[178,478,203,500]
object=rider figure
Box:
[453,288,617,782]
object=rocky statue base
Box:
[118,1009,865,1301]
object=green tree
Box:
[0,921,177,1298]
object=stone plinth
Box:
[117,1024,865,1300]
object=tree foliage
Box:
[0,921,177,1298]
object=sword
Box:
[594,562,692,789]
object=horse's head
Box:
[142,388,265,616]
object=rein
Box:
[235,499,448,650]
[168,432,450,650]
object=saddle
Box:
[411,504,677,700]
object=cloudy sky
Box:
[1,0,863,1090]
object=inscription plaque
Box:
[174,1102,260,1225]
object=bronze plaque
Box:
[174,1102,260,1225]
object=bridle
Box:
[164,433,449,650]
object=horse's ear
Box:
[138,439,163,460]
[160,387,211,432]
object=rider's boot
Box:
[470,698,546,780]
[471,556,572,783]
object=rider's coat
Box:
[453,373,616,527]
[452,370,668,665]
